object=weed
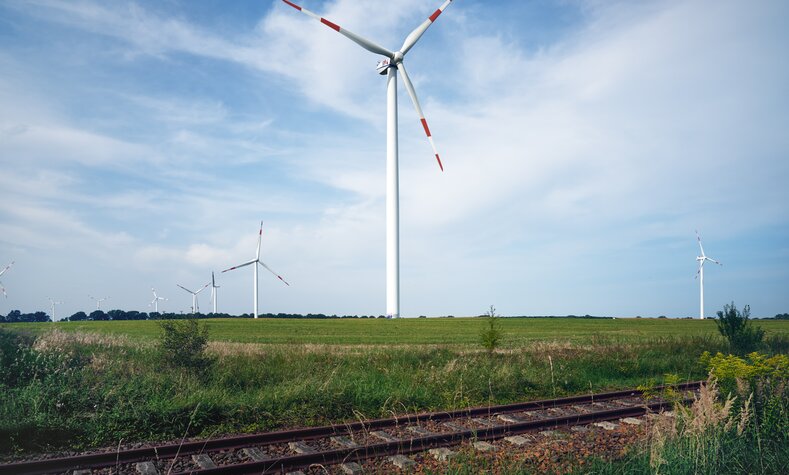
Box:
[479,305,503,354]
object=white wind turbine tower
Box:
[223,222,289,318]
[0,261,13,297]
[150,288,167,313]
[89,295,109,311]
[695,230,722,320]
[283,0,451,318]
[176,283,209,315]
[210,272,220,314]
[48,298,63,321]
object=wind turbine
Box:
[48,298,63,321]
[209,272,220,314]
[89,295,109,311]
[695,230,722,320]
[0,261,14,298]
[222,222,289,318]
[176,283,209,315]
[282,0,451,318]
[0,261,13,297]
[150,288,167,313]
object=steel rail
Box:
[176,398,688,475]
[0,381,701,475]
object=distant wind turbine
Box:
[0,261,14,297]
[176,283,209,314]
[150,288,167,313]
[89,295,109,311]
[695,230,722,320]
[210,272,220,314]
[282,0,452,318]
[48,298,63,321]
[223,222,289,318]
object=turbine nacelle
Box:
[376,58,391,75]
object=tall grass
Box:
[574,353,789,475]
[1,326,786,457]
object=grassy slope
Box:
[4,317,789,345]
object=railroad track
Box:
[1,381,702,475]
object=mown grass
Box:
[1,318,788,458]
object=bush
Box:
[714,302,764,354]
[158,319,212,371]
[479,305,503,354]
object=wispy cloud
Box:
[0,0,787,317]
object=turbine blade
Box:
[400,0,453,55]
[281,0,394,58]
[707,257,722,265]
[0,261,13,277]
[0,282,6,298]
[212,271,216,287]
[176,284,194,294]
[195,283,210,294]
[259,261,290,286]
[256,221,263,260]
[222,260,256,272]
[695,230,706,257]
[398,62,444,171]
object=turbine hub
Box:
[376,52,404,75]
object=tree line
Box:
[1,309,390,323]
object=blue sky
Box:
[1,0,787,319]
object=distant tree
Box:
[68,311,88,322]
[33,312,50,322]
[107,309,126,321]
[4,310,21,323]
[714,302,764,354]
[89,310,108,321]
[774,313,789,320]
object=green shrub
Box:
[158,319,212,371]
[713,302,765,354]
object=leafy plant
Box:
[158,319,212,371]
[713,302,764,354]
[479,305,503,354]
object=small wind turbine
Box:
[282,0,451,318]
[223,222,289,318]
[695,230,722,320]
[0,261,14,297]
[176,283,209,314]
[48,298,63,321]
[89,295,109,311]
[150,288,167,313]
[209,272,220,314]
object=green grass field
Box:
[5,316,789,345]
[1,317,787,457]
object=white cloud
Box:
[1,0,787,317]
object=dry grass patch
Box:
[32,329,143,352]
